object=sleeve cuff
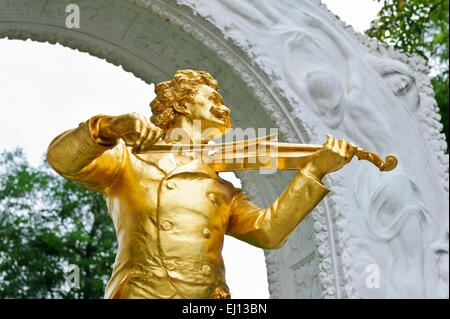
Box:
[299,168,330,194]
[300,168,324,185]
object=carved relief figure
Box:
[354,173,437,297]
[366,55,421,112]
[431,227,449,298]
[280,12,393,155]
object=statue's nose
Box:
[219,105,231,116]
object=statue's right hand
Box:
[99,113,163,153]
[302,134,357,181]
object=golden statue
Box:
[47,69,396,299]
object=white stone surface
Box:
[1,0,447,298]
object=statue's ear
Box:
[173,101,191,116]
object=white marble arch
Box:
[1,0,448,298]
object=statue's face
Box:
[187,84,232,140]
[384,73,420,110]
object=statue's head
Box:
[305,64,345,128]
[150,69,231,140]
[306,64,344,111]
[366,55,420,111]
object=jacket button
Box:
[160,221,172,231]
[165,261,176,271]
[202,264,211,276]
[207,193,216,203]
[165,181,176,190]
[202,228,210,238]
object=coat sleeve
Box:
[226,169,330,249]
[46,115,128,195]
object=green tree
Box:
[0,148,117,298]
[367,0,449,149]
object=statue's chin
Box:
[217,115,232,129]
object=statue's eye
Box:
[209,94,220,103]
[209,93,224,105]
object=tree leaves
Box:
[0,148,117,298]
[367,0,449,149]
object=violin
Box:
[138,134,398,173]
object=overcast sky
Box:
[0,0,381,299]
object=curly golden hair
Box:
[150,69,219,134]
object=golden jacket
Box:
[47,117,329,299]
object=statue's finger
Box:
[349,143,358,158]
[331,138,340,153]
[341,140,351,160]
[147,128,159,146]
[339,140,348,158]
[122,132,139,147]
[151,127,164,144]
[133,122,150,153]
[344,142,352,160]
[325,134,333,145]
[145,118,161,144]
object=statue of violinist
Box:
[47,69,395,299]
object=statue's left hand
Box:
[302,134,357,181]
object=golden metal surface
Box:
[47,69,396,299]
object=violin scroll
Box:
[356,149,398,172]
[381,155,398,171]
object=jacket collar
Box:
[166,157,218,179]
[133,150,218,179]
